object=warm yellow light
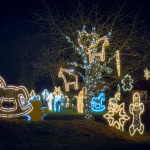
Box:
[53,87,62,97]
[58,68,78,91]
[129,92,144,136]
[104,92,130,131]
[0,76,33,118]
[75,87,87,113]
[65,95,70,107]
[144,68,150,80]
[29,90,36,97]
[85,36,109,63]
[116,50,120,76]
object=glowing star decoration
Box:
[103,92,130,131]
[46,93,54,110]
[91,93,105,112]
[116,50,120,76]
[129,92,144,136]
[58,68,78,91]
[144,68,150,80]
[0,76,33,118]
[121,74,133,91]
[75,87,87,113]
[25,100,49,121]
[42,89,49,99]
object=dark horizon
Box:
[0,0,150,93]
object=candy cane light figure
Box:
[129,92,144,136]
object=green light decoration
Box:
[121,74,133,91]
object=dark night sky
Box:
[0,0,150,91]
[0,0,37,82]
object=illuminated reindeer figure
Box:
[58,68,78,91]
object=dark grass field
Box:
[0,112,150,150]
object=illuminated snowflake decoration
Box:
[144,68,150,80]
[121,74,133,91]
[103,103,130,131]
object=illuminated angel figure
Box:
[144,68,150,80]
[75,87,87,113]
[58,68,78,91]
[129,92,144,136]
[121,74,133,91]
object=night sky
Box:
[0,0,38,83]
[0,0,150,92]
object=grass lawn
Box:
[0,111,150,150]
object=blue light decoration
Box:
[91,93,105,112]
[54,96,61,112]
[42,89,49,99]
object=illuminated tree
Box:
[31,0,150,119]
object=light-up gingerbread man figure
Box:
[129,92,144,136]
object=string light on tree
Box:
[66,26,114,120]
[121,74,133,91]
